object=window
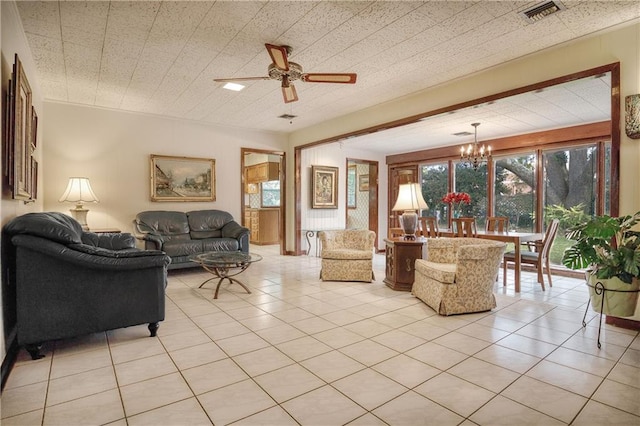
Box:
[261,180,280,207]
[543,144,603,266]
[420,163,449,229]
[494,153,536,232]
[454,162,487,229]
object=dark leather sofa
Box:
[133,210,250,270]
[2,212,171,360]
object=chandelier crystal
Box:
[460,122,491,170]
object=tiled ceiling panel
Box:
[14,0,640,153]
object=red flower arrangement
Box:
[442,192,471,217]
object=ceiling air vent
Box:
[278,114,297,120]
[520,1,565,23]
[453,131,473,137]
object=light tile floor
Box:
[3,246,640,425]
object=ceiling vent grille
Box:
[453,131,473,137]
[278,114,297,120]
[520,1,565,23]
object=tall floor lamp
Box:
[59,177,99,230]
[392,183,428,240]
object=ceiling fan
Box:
[214,43,357,103]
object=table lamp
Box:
[59,177,99,230]
[392,183,428,240]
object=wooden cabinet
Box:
[245,208,280,245]
[244,169,259,193]
[383,238,426,291]
[246,162,279,184]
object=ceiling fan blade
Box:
[282,83,298,103]
[301,73,357,84]
[213,76,271,82]
[265,43,290,71]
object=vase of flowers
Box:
[442,192,471,218]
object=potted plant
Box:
[562,211,640,317]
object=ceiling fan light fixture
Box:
[222,82,245,91]
[214,43,357,104]
[460,123,491,170]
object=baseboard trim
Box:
[605,315,640,331]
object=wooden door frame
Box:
[241,148,286,255]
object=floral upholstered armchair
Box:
[412,237,505,315]
[319,230,376,282]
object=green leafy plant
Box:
[562,212,640,284]
[545,203,590,230]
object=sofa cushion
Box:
[187,210,232,239]
[162,240,203,257]
[415,260,456,284]
[69,244,165,258]
[201,238,240,252]
[322,248,372,260]
[4,212,83,244]
[136,211,189,235]
[82,232,136,250]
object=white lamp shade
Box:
[58,177,99,203]
[392,183,428,211]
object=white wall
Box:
[43,102,288,232]
[301,143,386,252]
[1,0,44,371]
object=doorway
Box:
[241,148,286,255]
[346,158,379,251]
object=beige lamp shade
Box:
[59,177,99,230]
[392,183,428,239]
[392,183,428,211]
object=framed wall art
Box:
[347,165,356,209]
[150,154,216,202]
[358,174,369,191]
[312,165,338,209]
[10,54,32,200]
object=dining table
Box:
[437,229,543,293]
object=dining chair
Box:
[502,219,560,291]
[389,227,404,238]
[419,216,439,238]
[451,217,478,237]
[486,216,509,232]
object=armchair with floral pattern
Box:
[319,230,376,282]
[412,237,505,315]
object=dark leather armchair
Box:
[2,212,171,360]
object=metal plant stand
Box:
[582,280,640,348]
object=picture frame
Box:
[29,158,37,201]
[150,154,216,202]
[31,105,38,149]
[312,165,338,209]
[4,79,14,183]
[347,165,356,209]
[10,54,32,200]
[358,174,369,191]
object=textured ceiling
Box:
[15,1,640,152]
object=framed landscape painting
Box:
[10,54,32,200]
[150,154,216,201]
[312,165,338,209]
[359,174,369,191]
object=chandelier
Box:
[460,122,491,169]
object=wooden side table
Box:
[383,237,427,291]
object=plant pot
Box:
[586,273,640,317]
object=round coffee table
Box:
[189,252,263,299]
